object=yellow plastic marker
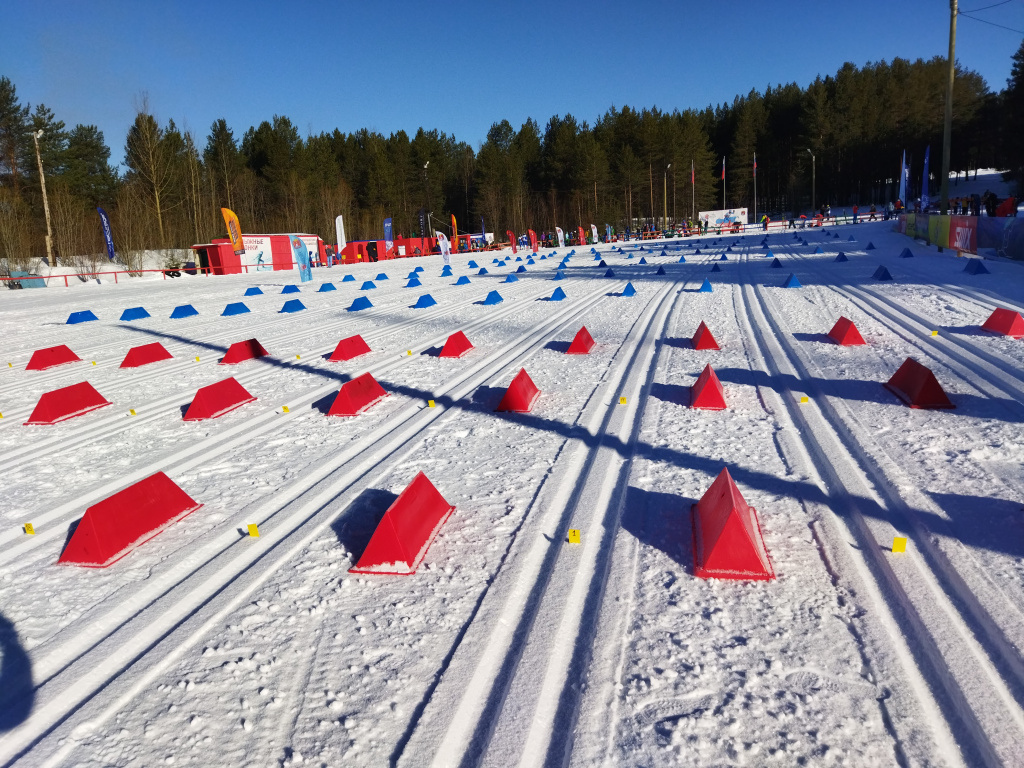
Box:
[129,408,136,416]
[24,523,35,535]
[567,529,581,544]
[91,361,97,366]
[619,396,627,405]
[931,330,939,337]
[195,356,201,362]
[281,405,290,414]
[799,396,809,404]
[892,536,907,553]
[7,362,11,368]
[0,412,4,419]
[247,524,260,538]
[296,354,301,360]
[428,400,436,408]
[407,350,412,356]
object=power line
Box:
[958,11,1024,32]
[959,0,1013,13]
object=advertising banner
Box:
[241,235,274,272]
[528,229,537,253]
[556,227,565,247]
[591,224,598,243]
[577,226,586,245]
[507,230,517,253]
[383,217,394,256]
[949,216,977,253]
[335,215,346,252]
[699,208,748,229]
[290,235,312,282]
[97,207,116,261]
[451,215,458,251]
[221,208,244,255]
[921,146,931,209]
[436,231,451,265]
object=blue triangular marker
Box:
[657,265,667,274]
[527,259,535,265]
[497,261,506,267]
[221,302,250,316]
[866,241,876,250]
[599,260,607,266]
[477,268,489,275]
[342,274,355,282]
[406,277,422,288]
[244,287,263,296]
[694,249,701,255]
[605,268,615,277]
[318,282,336,292]
[677,255,687,263]
[482,290,503,305]
[771,257,782,268]
[280,299,306,313]
[360,281,376,290]
[899,247,914,258]
[120,307,150,321]
[711,264,722,272]
[553,270,565,280]
[413,294,437,308]
[348,296,373,311]
[515,256,522,262]
[513,265,526,274]
[964,259,989,274]
[720,254,728,261]
[455,275,471,285]
[549,287,567,301]
[873,265,892,280]
[505,274,519,283]
[414,266,424,272]
[170,304,198,319]
[764,249,774,258]
[375,273,389,280]
[835,252,848,262]
[639,257,648,264]
[468,260,478,268]
[699,279,713,292]
[622,282,636,297]
[849,236,856,242]
[783,273,802,288]
[814,246,823,254]
[282,284,300,294]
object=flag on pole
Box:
[722,157,725,180]
[898,150,908,204]
[921,146,931,209]
[691,159,694,185]
[451,215,458,251]
[97,207,116,261]
[753,153,757,178]
[507,230,517,254]
[221,208,244,256]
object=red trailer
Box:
[192,234,326,275]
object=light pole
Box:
[664,163,671,232]
[32,129,55,267]
[805,148,816,215]
[940,0,957,215]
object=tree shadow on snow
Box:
[927,492,1024,559]
[543,340,571,354]
[650,382,689,405]
[620,486,693,571]
[791,332,832,344]
[330,488,400,561]
[0,613,34,731]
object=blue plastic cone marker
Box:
[170,304,199,319]
[873,266,892,280]
[964,259,989,274]
[282,285,300,294]
[599,259,607,266]
[376,273,389,280]
[694,249,701,255]
[222,302,250,316]
[515,256,522,262]
[770,257,782,268]
[657,265,667,275]
[413,294,437,308]
[711,264,722,272]
[120,307,150,321]
[835,233,840,238]
[281,299,306,313]
[678,256,687,263]
[527,259,535,265]
[720,254,728,261]
[622,282,636,297]
[849,235,856,242]
[406,277,422,288]
[699,279,713,293]
[540,255,547,260]
[477,268,489,275]
[762,244,769,249]
[783,273,802,288]
[455,275,471,285]
[468,260,478,268]
[594,255,601,261]
[550,287,567,301]
[348,296,373,311]
[764,249,774,258]
[605,268,615,277]
[899,248,914,258]
[360,281,376,290]
[866,241,876,250]
[835,252,848,262]
[516,265,527,273]
[414,266,424,272]
[482,290,503,305]
[505,274,519,283]
[639,256,648,264]
[441,268,453,277]
[244,286,263,296]
[318,282,336,292]
[492,259,500,264]
[553,270,565,280]
[627,254,634,259]
[342,274,355,282]
[497,261,506,267]
[814,246,823,254]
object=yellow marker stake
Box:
[892,536,907,553]
[619,396,627,405]
[407,350,412,356]
[428,400,436,408]
[129,408,136,416]
[7,362,11,368]
[567,529,581,544]
[195,356,201,362]
[91,361,97,366]
[281,405,290,414]
[799,396,809,404]
[0,412,4,419]
[24,523,35,535]
[296,354,301,360]
[248,524,260,538]
[931,330,939,337]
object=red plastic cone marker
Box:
[57,472,202,568]
[183,377,256,421]
[692,467,774,580]
[220,338,269,365]
[827,317,866,346]
[884,358,954,409]
[25,382,111,425]
[691,321,720,350]
[26,344,81,371]
[329,335,372,362]
[981,308,1024,338]
[496,368,540,412]
[439,331,474,358]
[566,326,595,355]
[690,364,726,410]
[120,342,173,368]
[327,372,388,416]
[349,472,455,575]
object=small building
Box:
[191,234,327,275]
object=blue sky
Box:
[4,0,1023,164]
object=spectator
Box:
[852,204,859,224]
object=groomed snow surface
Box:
[2,221,1024,767]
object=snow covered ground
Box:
[2,221,1024,767]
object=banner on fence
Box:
[699,208,748,228]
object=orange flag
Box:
[221,208,244,255]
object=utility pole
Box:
[941,0,957,215]
[806,149,816,213]
[32,129,55,267]
[664,163,670,232]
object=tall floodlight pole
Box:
[32,129,55,267]
[941,0,957,215]
[664,163,670,231]
[806,148,816,214]
[691,158,695,221]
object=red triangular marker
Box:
[691,321,720,350]
[827,317,866,346]
[981,308,1024,338]
[566,327,595,355]
[692,467,774,580]
[329,335,372,361]
[220,338,269,365]
[183,378,256,421]
[327,372,388,416]
[26,344,81,371]
[496,369,540,412]
[25,382,111,425]
[690,364,726,410]
[884,358,954,409]
[439,331,473,358]
[121,342,173,368]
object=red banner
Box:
[578,227,586,245]
[507,230,517,254]
[528,229,538,253]
[949,216,977,253]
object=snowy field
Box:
[2,220,1024,767]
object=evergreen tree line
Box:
[1,46,1021,272]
